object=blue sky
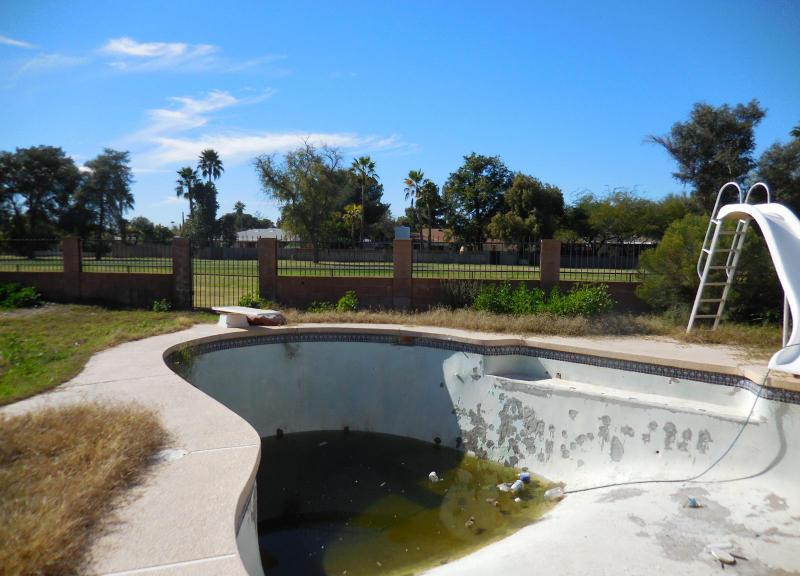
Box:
[1,0,798,226]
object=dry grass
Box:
[283,307,782,356]
[0,403,168,576]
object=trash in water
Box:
[319,441,329,447]
[519,472,532,483]
[687,496,702,508]
[510,479,524,493]
[514,497,522,503]
[544,486,565,501]
[464,516,476,529]
[705,543,737,566]
[497,483,511,492]
[428,471,440,483]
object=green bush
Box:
[151,298,172,312]
[637,214,706,310]
[545,284,614,316]
[307,300,335,313]
[637,214,781,322]
[336,290,359,312]
[238,292,275,309]
[472,283,513,314]
[0,283,42,309]
[472,282,613,316]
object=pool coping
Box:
[3,322,797,575]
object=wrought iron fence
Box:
[81,240,172,273]
[413,241,541,279]
[278,240,394,277]
[0,238,63,272]
[560,241,655,282]
[192,242,258,308]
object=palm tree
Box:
[403,169,425,237]
[792,123,800,140]
[175,167,199,218]
[350,156,377,244]
[342,203,363,244]
[198,149,224,183]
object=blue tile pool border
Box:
[167,332,800,405]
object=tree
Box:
[175,167,200,218]
[198,149,224,184]
[2,146,81,238]
[757,127,800,216]
[416,179,444,248]
[443,153,512,245]
[488,174,563,248]
[189,181,219,247]
[255,143,348,262]
[342,203,363,244]
[129,216,174,244]
[648,100,766,212]
[351,156,377,244]
[791,122,800,140]
[403,170,425,236]
[339,168,390,240]
[79,148,134,258]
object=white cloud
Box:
[0,34,34,48]
[127,89,409,171]
[143,132,402,167]
[15,53,87,75]
[153,195,186,206]
[100,36,220,71]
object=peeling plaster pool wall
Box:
[168,333,800,499]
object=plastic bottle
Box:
[544,486,565,501]
[510,479,524,493]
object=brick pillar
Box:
[171,237,192,310]
[258,238,278,302]
[540,239,561,289]
[62,237,81,301]
[393,239,412,309]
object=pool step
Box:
[488,373,759,424]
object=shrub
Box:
[510,284,545,315]
[545,284,614,316]
[440,280,481,309]
[0,283,42,309]
[336,290,359,312]
[472,283,513,314]
[151,298,172,312]
[636,214,706,310]
[472,282,613,317]
[307,300,335,313]
[238,292,276,309]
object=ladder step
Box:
[705,282,729,286]
[693,315,719,319]
[709,265,735,270]
[702,248,734,254]
[700,298,724,302]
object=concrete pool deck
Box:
[2,323,799,575]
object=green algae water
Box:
[257,431,555,576]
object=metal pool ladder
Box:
[687,182,771,332]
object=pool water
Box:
[257,431,555,576]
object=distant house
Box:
[235,228,294,247]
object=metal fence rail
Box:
[560,241,655,282]
[192,242,258,308]
[81,240,172,273]
[413,241,541,279]
[278,240,393,277]
[0,238,63,272]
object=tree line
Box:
[2,99,798,258]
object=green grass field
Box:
[1,256,644,308]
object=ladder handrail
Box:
[744,182,771,205]
[697,182,743,279]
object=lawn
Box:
[0,305,215,405]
